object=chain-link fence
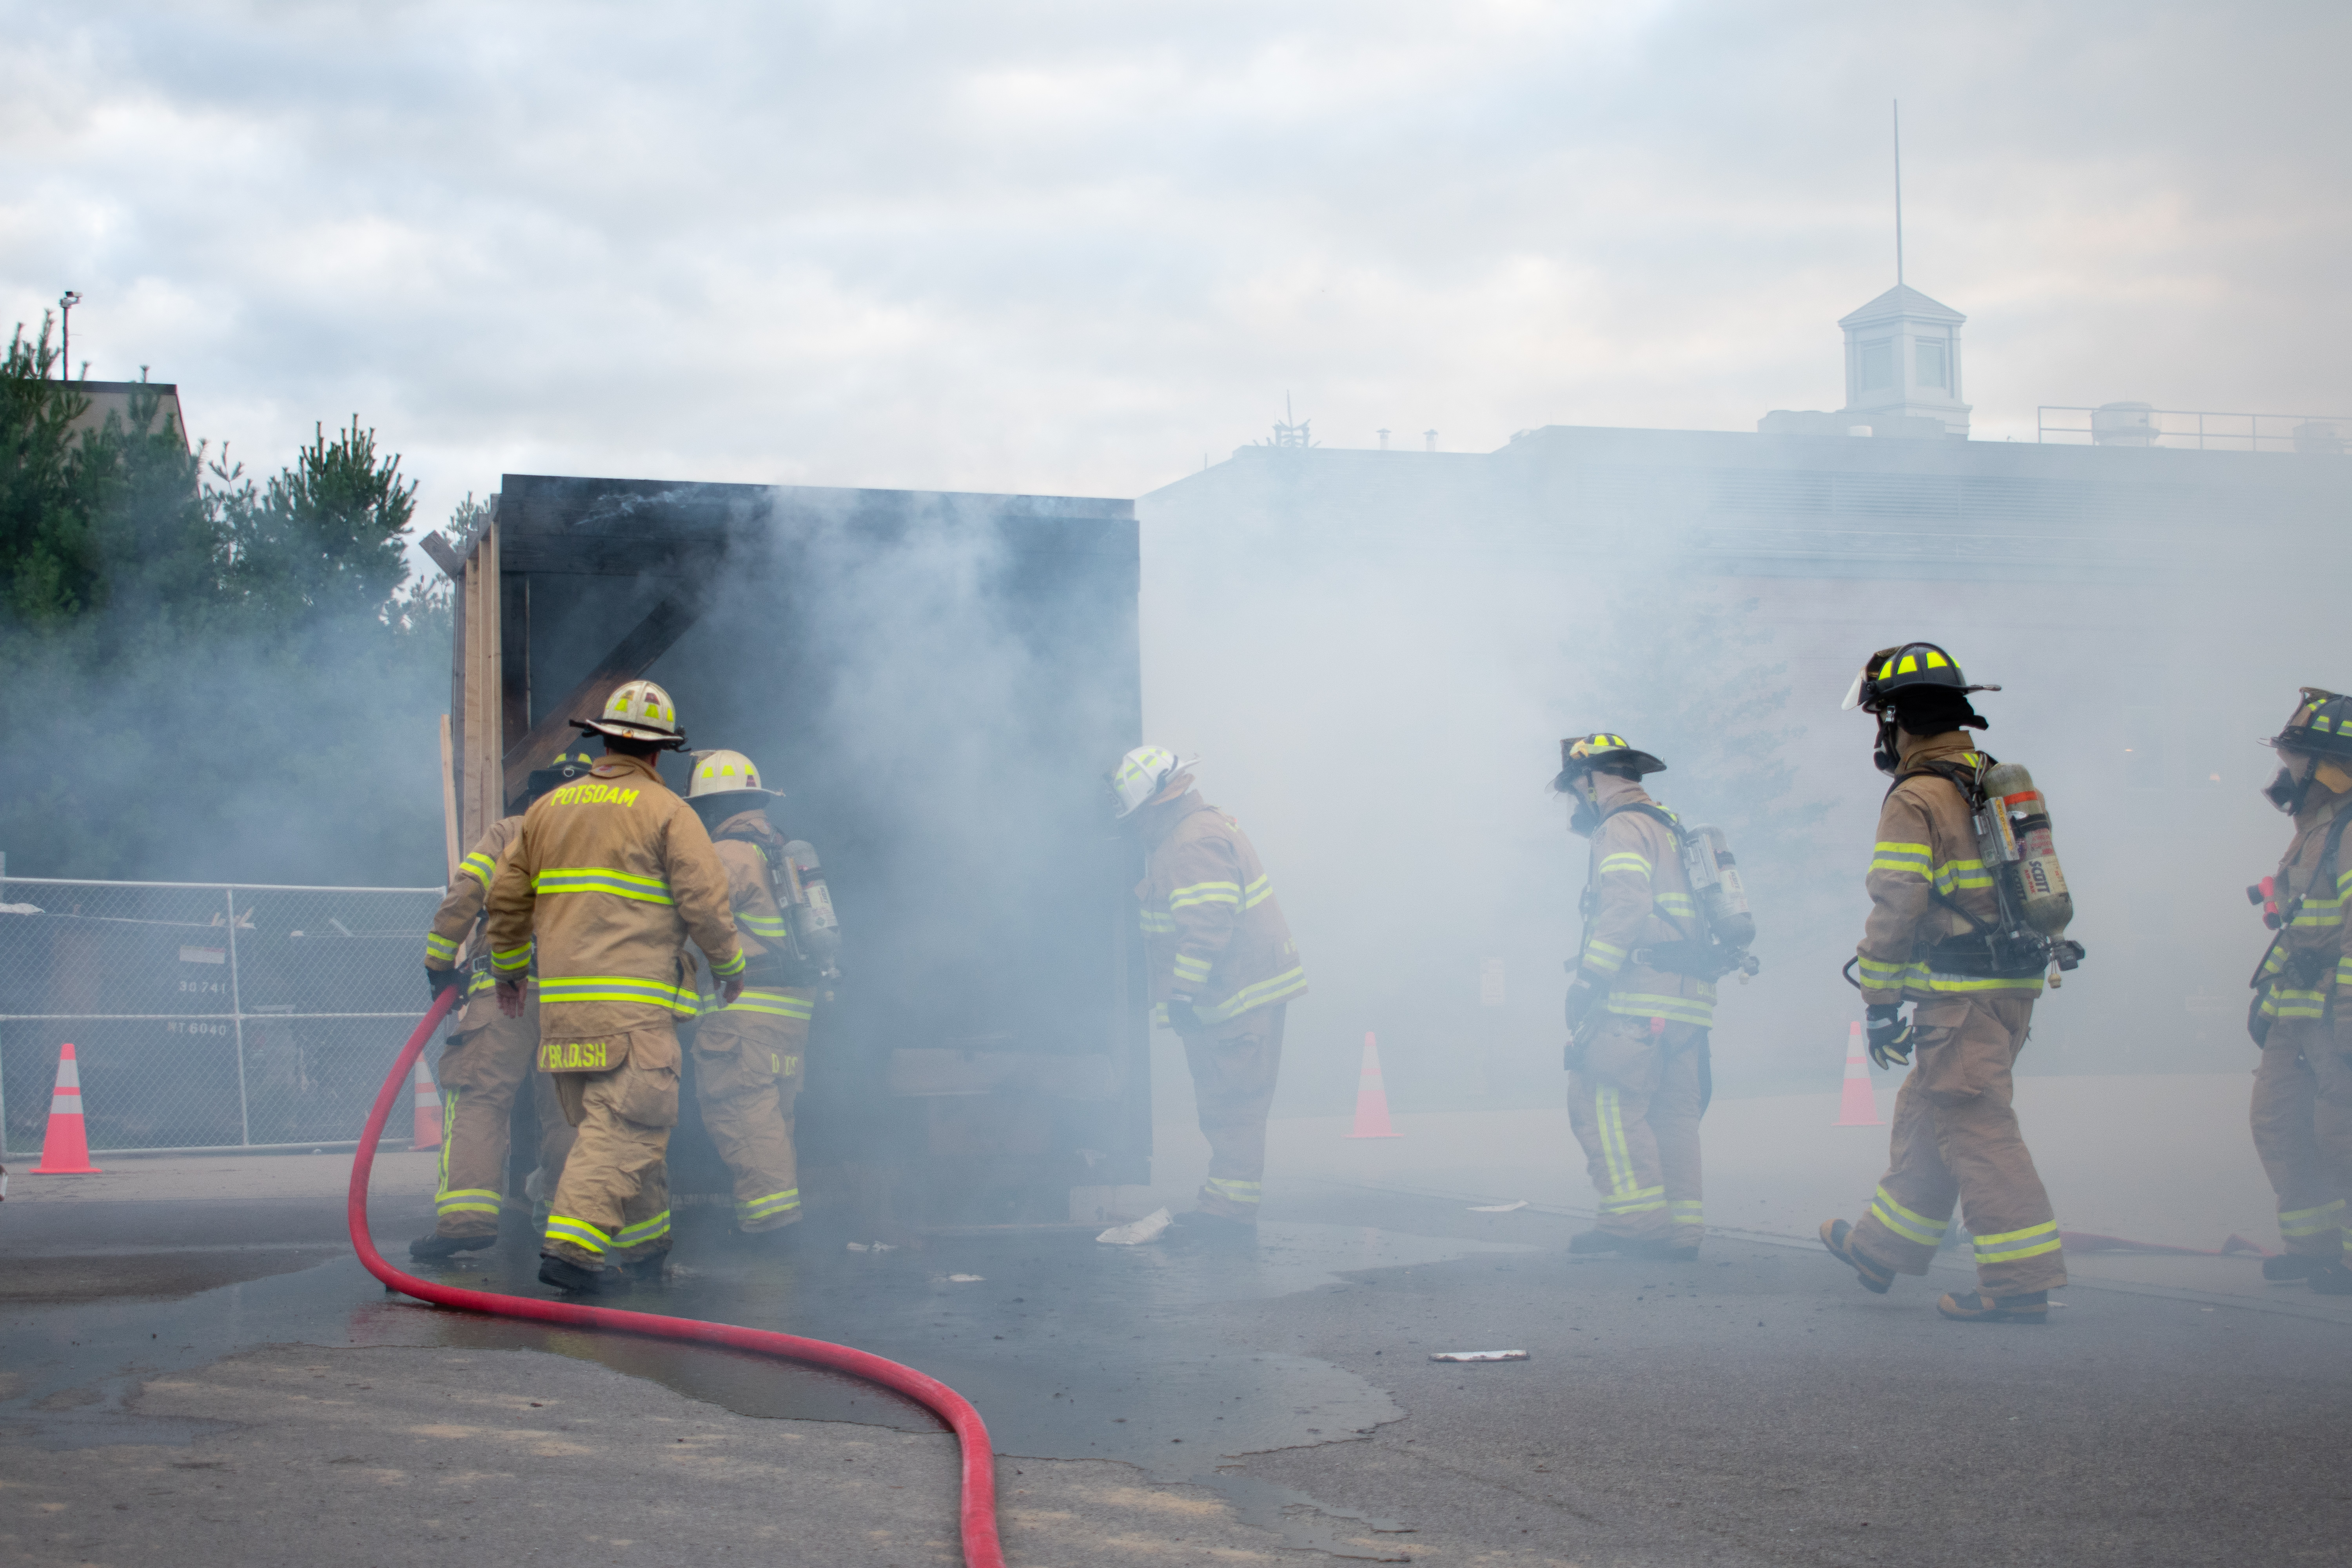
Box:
[0,877,441,1155]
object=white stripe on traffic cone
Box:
[32,1042,102,1174]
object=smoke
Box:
[1136,430,2340,1178]
[549,482,1142,1207]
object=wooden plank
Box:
[419,530,464,579]
[459,525,503,844]
[447,549,467,824]
[438,713,459,880]
[497,586,708,808]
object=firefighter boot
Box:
[1820,1219,1895,1294]
[728,1225,800,1256]
[616,1252,671,1284]
[537,1253,603,1294]
[1568,1230,1679,1259]
[409,1232,497,1261]
[1936,1288,2050,1323]
[2307,1259,2352,1295]
[1168,1210,1256,1249]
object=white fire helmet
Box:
[574,678,685,746]
[1109,745,1200,820]
[687,749,780,801]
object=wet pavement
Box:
[5,1162,2352,1565]
[2,1198,1527,1557]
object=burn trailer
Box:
[432,474,1146,1232]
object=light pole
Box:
[57,291,82,380]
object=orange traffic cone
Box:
[1835,1020,1882,1127]
[412,1058,443,1150]
[1347,1031,1401,1139]
[31,1043,102,1174]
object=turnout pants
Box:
[1181,1003,1286,1221]
[540,1026,680,1273]
[2250,1020,2352,1260]
[692,988,815,1233]
[429,987,538,1240]
[529,1069,579,1228]
[1568,1015,1706,1246]
[1847,995,2067,1296]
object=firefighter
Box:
[682,749,828,1250]
[485,680,746,1293]
[2246,688,2352,1295]
[409,750,597,1261]
[1112,746,1307,1243]
[1556,734,1713,1261]
[1820,643,2066,1324]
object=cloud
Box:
[2,0,2347,525]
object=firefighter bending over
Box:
[409,750,597,1260]
[1822,643,2082,1324]
[2245,688,2352,1296]
[1556,734,1728,1261]
[682,749,841,1252]
[486,680,746,1294]
[1112,746,1307,1245]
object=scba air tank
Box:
[782,839,842,967]
[1680,824,1757,951]
[1982,762,2074,936]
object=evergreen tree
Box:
[0,325,451,886]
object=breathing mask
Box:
[1566,775,1602,837]
[2266,755,2317,815]
[1872,713,1903,777]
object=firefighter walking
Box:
[2246,688,2352,1295]
[409,750,597,1260]
[682,749,834,1249]
[1112,746,1307,1244]
[1556,734,1721,1261]
[1821,643,2075,1323]
[486,680,746,1293]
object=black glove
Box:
[1564,977,1602,1029]
[1163,997,1203,1033]
[426,964,463,1000]
[1865,1002,1913,1069]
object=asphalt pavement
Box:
[2,1153,2347,1567]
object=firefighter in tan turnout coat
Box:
[1113,746,1307,1243]
[409,751,597,1260]
[683,749,827,1247]
[1556,734,1716,1260]
[1821,643,2067,1325]
[485,680,746,1293]
[2246,688,2352,1296]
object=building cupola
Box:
[1838,284,1970,436]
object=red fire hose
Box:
[348,989,1005,1568]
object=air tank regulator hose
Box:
[348,989,1006,1568]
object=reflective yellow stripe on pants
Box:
[1593,1086,1666,1216]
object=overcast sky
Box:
[6,1,2347,529]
